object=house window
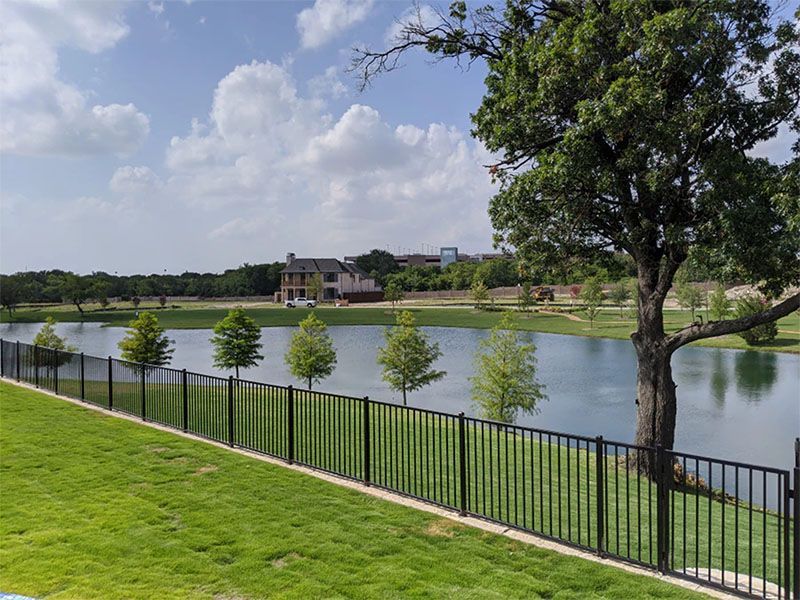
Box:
[323,287,336,300]
[324,273,337,283]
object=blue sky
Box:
[0,0,795,275]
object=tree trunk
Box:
[308,377,312,390]
[402,388,407,406]
[235,365,240,379]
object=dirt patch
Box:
[270,552,301,568]
[193,464,218,476]
[147,446,171,453]
[424,518,462,538]
[169,456,190,464]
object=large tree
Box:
[354,1,800,468]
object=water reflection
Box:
[1,322,798,470]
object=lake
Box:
[1,322,797,470]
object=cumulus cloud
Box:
[161,60,497,254]
[308,66,348,99]
[384,4,438,45]
[296,0,373,49]
[109,166,163,195]
[0,0,149,156]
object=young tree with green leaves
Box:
[383,281,404,311]
[307,273,324,301]
[709,284,732,322]
[33,316,76,371]
[59,273,90,315]
[580,278,604,328]
[470,279,490,309]
[210,308,264,378]
[608,282,630,319]
[285,313,337,390]
[354,1,800,461]
[471,313,545,423]
[118,312,174,367]
[377,310,446,405]
[675,281,706,322]
[517,282,534,312]
[735,296,779,345]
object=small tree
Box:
[0,275,24,317]
[608,282,630,319]
[517,282,534,312]
[118,312,174,366]
[132,296,141,309]
[159,294,167,308]
[470,279,490,309]
[285,313,337,389]
[307,273,324,301]
[60,273,90,315]
[735,296,779,345]
[33,316,76,371]
[91,280,111,309]
[210,308,264,378]
[580,278,604,328]
[471,313,546,423]
[675,281,705,322]
[384,281,405,311]
[377,310,446,405]
[709,284,732,322]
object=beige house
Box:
[277,253,380,302]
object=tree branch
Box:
[666,292,800,353]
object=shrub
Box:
[734,295,778,345]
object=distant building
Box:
[278,253,380,302]
[440,247,459,268]
[345,248,511,269]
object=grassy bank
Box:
[0,382,707,599]
[2,303,797,353]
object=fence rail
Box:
[1,338,797,599]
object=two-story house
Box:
[277,253,380,302]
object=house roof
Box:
[281,258,371,278]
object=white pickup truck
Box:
[285,297,317,308]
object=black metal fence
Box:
[1,338,797,599]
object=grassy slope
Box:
[0,382,706,600]
[2,304,798,353]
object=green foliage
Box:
[0,274,25,316]
[307,273,324,301]
[355,249,400,287]
[518,282,534,312]
[608,282,631,318]
[470,279,490,308]
[470,313,546,423]
[473,259,519,288]
[580,278,604,328]
[32,317,76,369]
[210,309,264,378]
[59,274,90,314]
[675,280,706,322]
[735,296,779,345]
[383,281,405,310]
[118,312,174,367]
[709,284,732,322]
[285,313,337,389]
[377,310,446,405]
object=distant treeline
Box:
[0,263,285,312]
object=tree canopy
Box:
[118,312,174,367]
[210,308,264,378]
[285,313,337,390]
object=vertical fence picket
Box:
[80,352,85,400]
[34,344,39,388]
[228,376,234,448]
[15,340,20,381]
[107,356,113,410]
[596,436,605,556]
[287,385,294,464]
[182,369,188,432]
[793,438,799,600]
[458,412,467,516]
[363,396,370,486]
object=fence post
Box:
[107,356,113,410]
[595,435,605,557]
[793,438,799,600]
[34,344,39,388]
[0,339,4,378]
[287,385,294,464]
[363,396,370,486]
[80,353,85,400]
[53,350,59,395]
[15,340,20,381]
[458,412,467,516]
[140,366,146,421]
[182,369,188,432]
[227,376,234,448]
[656,445,671,574]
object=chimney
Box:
[286,252,295,265]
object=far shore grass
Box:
[2,301,798,353]
[0,382,708,599]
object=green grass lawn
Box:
[3,303,798,353]
[0,382,709,599]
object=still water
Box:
[2,322,798,470]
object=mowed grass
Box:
[2,303,798,353]
[0,382,708,599]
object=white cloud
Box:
[296,0,373,49]
[147,1,165,16]
[308,66,348,99]
[384,4,438,45]
[160,60,497,255]
[109,166,163,195]
[0,0,149,156]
